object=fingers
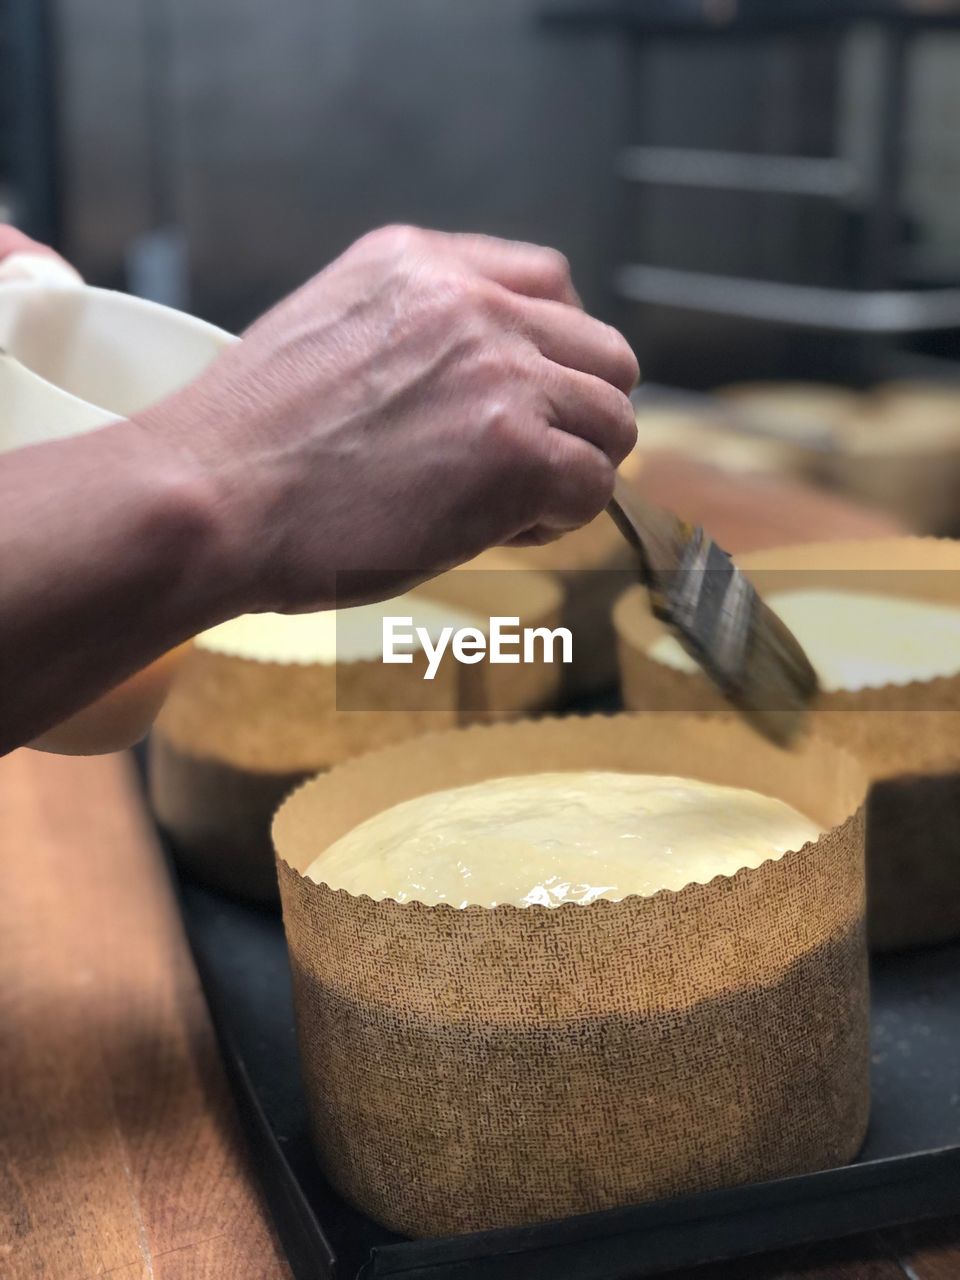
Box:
[0,225,64,263]
[0,226,81,284]
[541,361,638,467]
[438,231,582,308]
[353,223,586,309]
[0,226,45,260]
[512,294,639,396]
[470,389,618,546]
[505,524,581,550]
[529,430,617,532]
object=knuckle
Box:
[590,456,617,507]
[609,391,639,464]
[436,270,509,321]
[443,273,493,319]
[605,328,640,392]
[537,246,572,293]
[426,270,471,314]
[479,397,525,451]
[585,379,637,466]
[357,223,424,257]
[551,438,616,516]
[470,276,513,319]
[540,432,576,488]
[468,340,535,392]
[543,245,572,279]
[568,449,616,513]
[407,269,483,338]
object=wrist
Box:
[111,416,255,632]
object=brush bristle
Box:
[607,487,820,745]
[657,575,820,746]
[723,599,820,746]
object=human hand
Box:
[136,225,638,612]
[0,225,82,285]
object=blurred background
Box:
[6,0,960,529]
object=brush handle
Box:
[607,473,692,582]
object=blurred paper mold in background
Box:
[819,384,960,537]
[717,380,960,535]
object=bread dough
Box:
[197,592,486,665]
[305,770,819,907]
[649,589,960,692]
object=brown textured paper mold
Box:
[274,713,869,1239]
[615,536,960,951]
[149,563,562,902]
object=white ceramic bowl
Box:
[0,275,237,753]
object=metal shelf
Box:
[542,0,960,33]
[616,264,960,333]
[617,146,860,199]
[548,0,960,378]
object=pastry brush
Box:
[607,474,819,746]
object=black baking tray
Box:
[161,843,960,1280]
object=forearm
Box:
[0,225,638,755]
[0,421,239,754]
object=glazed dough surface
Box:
[304,771,820,907]
[648,589,960,692]
[197,592,485,665]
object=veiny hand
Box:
[135,225,639,612]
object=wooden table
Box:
[2,459,956,1280]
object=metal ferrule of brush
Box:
[651,527,754,693]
